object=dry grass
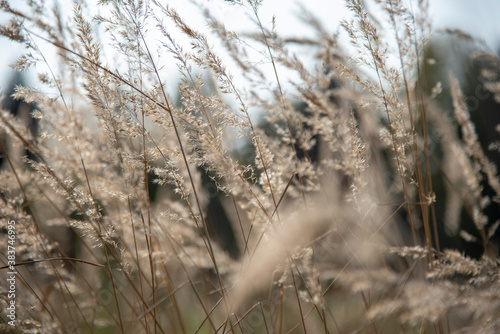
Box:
[0,0,499,333]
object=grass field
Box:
[1,0,499,333]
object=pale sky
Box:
[1,0,499,94]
